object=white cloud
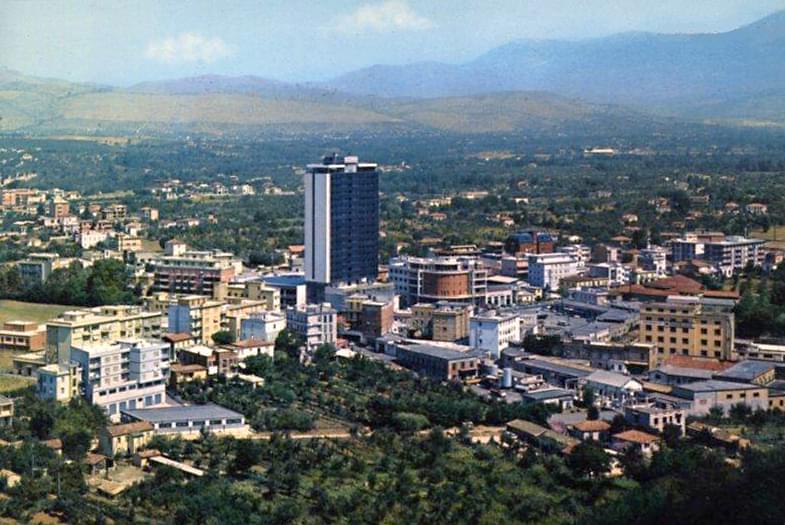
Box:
[334,1,433,34]
[145,33,234,64]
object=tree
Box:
[662,423,683,448]
[211,330,236,345]
[567,442,611,478]
[582,387,596,409]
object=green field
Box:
[0,374,34,393]
[752,225,785,249]
[0,300,71,325]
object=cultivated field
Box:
[0,300,70,325]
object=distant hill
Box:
[325,11,785,119]
[0,69,656,136]
[5,12,785,136]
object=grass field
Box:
[0,374,34,393]
[0,300,71,325]
[751,225,785,249]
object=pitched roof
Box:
[506,419,548,437]
[572,420,610,432]
[714,360,775,382]
[105,421,154,438]
[613,430,659,444]
[586,370,642,389]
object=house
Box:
[0,469,21,488]
[624,402,687,435]
[0,396,14,427]
[84,453,111,476]
[99,421,155,457]
[506,419,580,454]
[612,430,660,457]
[169,363,209,389]
[583,370,643,404]
[568,420,610,442]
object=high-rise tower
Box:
[304,154,379,287]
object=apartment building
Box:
[17,253,70,286]
[671,233,764,276]
[527,253,580,290]
[638,247,668,277]
[0,321,45,352]
[240,311,287,343]
[150,241,238,297]
[638,296,735,362]
[389,256,488,307]
[167,295,223,345]
[37,363,82,402]
[469,311,523,358]
[344,295,394,339]
[47,306,163,362]
[285,303,337,349]
[70,340,170,421]
[503,230,555,255]
[410,302,472,342]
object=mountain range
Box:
[2,11,785,136]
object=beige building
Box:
[411,302,471,342]
[46,306,163,362]
[100,421,155,457]
[219,281,280,311]
[0,321,45,352]
[168,295,223,344]
[638,296,734,362]
[37,363,81,402]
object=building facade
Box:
[638,296,735,361]
[304,154,379,287]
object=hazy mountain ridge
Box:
[2,11,785,135]
[325,10,785,115]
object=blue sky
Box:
[1,0,783,85]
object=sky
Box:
[1,0,784,85]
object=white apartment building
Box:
[285,303,337,349]
[469,311,522,358]
[559,244,592,270]
[638,247,668,277]
[527,253,579,290]
[588,262,631,286]
[240,311,287,343]
[70,339,170,421]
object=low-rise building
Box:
[583,370,643,404]
[568,419,610,442]
[612,430,660,457]
[410,302,472,342]
[0,396,14,427]
[0,321,45,352]
[37,363,81,402]
[169,363,208,388]
[527,253,580,290]
[713,360,776,386]
[672,380,769,416]
[394,342,481,381]
[99,421,155,457]
[521,388,575,410]
[240,311,286,343]
[624,402,687,435]
[121,404,247,435]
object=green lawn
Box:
[0,300,71,325]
